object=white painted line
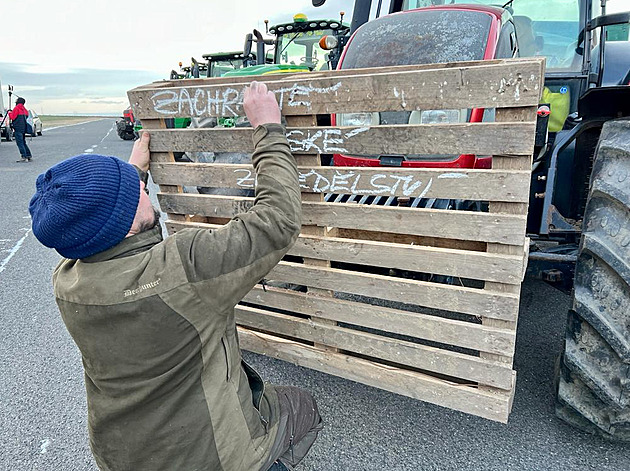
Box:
[0,230,31,275]
[44,118,111,132]
[100,122,116,143]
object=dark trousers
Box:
[14,131,32,158]
[261,386,323,471]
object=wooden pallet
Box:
[129,58,545,423]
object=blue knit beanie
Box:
[29,154,141,259]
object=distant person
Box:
[28,81,322,471]
[9,97,33,163]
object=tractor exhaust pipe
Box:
[350,0,372,33]
[253,29,266,65]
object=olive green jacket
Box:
[53,124,302,471]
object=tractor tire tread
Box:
[556,118,630,441]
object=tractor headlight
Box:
[319,35,338,50]
[336,112,380,127]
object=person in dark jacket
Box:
[28,81,322,471]
[9,97,33,162]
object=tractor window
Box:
[341,9,492,68]
[277,29,334,71]
[402,0,583,72]
[509,0,581,71]
[210,60,243,77]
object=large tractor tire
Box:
[556,119,630,441]
[116,120,135,141]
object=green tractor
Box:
[203,51,253,77]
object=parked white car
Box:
[28,110,43,136]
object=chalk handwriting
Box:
[233,167,434,198]
[286,127,369,154]
[150,81,344,117]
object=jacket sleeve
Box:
[8,108,18,120]
[175,123,302,309]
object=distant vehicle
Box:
[116,107,138,141]
[28,110,43,136]
[0,113,11,141]
[0,79,11,141]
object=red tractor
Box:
[315,0,630,441]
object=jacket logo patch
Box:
[124,278,161,297]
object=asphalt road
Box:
[1,120,629,471]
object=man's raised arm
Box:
[175,81,302,308]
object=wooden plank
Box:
[157,193,528,245]
[128,59,545,119]
[147,122,536,156]
[262,261,520,321]
[335,228,487,252]
[235,305,514,389]
[132,58,542,90]
[291,234,523,284]
[166,220,523,284]
[238,328,514,423]
[151,163,531,203]
[240,286,516,356]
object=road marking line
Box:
[100,122,116,142]
[45,118,110,131]
[0,230,31,275]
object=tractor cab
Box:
[269,13,349,71]
[202,51,252,77]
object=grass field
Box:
[40,115,114,128]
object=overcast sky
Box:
[1,0,355,115]
[3,0,627,115]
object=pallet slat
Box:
[129,59,544,119]
[147,122,535,156]
[135,58,539,90]
[158,193,528,245]
[153,163,531,202]
[167,220,524,284]
[265,262,520,321]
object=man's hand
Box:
[243,81,281,128]
[128,131,151,172]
